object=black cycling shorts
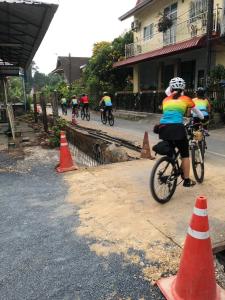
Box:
[171,139,189,158]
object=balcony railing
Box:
[125,11,220,59]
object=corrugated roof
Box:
[113,36,206,68]
[119,0,153,21]
[0,0,58,75]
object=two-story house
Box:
[114,0,225,93]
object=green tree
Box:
[7,77,23,102]
[82,31,133,102]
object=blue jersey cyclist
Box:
[158,77,204,187]
[191,87,211,133]
[99,92,112,118]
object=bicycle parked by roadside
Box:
[150,120,204,204]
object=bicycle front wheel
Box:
[191,145,204,183]
[150,156,178,204]
[199,138,206,160]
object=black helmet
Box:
[219,80,225,88]
[196,87,206,97]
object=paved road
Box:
[63,108,225,157]
[0,150,164,300]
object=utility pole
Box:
[69,52,72,99]
[40,93,48,133]
[52,90,59,125]
[33,93,38,123]
[205,0,214,86]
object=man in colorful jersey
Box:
[99,92,113,119]
[80,94,89,115]
[192,87,211,132]
[159,77,204,187]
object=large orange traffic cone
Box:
[157,196,225,300]
[56,131,78,173]
[140,131,154,159]
[71,113,77,125]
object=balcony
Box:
[125,11,219,59]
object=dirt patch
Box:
[65,163,182,284]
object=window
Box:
[189,0,208,23]
[163,3,177,46]
[143,24,154,40]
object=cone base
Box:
[157,276,225,300]
[57,165,78,173]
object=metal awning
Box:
[0,0,58,76]
[113,36,206,68]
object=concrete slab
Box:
[64,156,225,256]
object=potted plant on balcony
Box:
[158,13,173,32]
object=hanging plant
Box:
[158,14,173,32]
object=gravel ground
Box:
[0,147,165,300]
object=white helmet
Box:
[169,77,186,90]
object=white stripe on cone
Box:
[61,142,68,146]
[61,135,66,139]
[193,207,208,217]
[188,227,210,240]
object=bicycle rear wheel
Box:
[81,110,85,120]
[86,111,90,121]
[108,114,114,126]
[191,145,204,183]
[150,156,178,204]
[102,113,107,124]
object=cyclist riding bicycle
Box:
[80,94,89,115]
[156,77,204,187]
[60,97,67,115]
[71,95,79,114]
[191,87,211,134]
[99,92,113,119]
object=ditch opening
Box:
[216,250,225,270]
[66,125,140,167]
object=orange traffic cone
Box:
[157,196,225,300]
[56,131,78,173]
[140,131,154,159]
[71,113,77,125]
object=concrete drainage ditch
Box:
[66,125,138,167]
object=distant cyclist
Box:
[71,95,79,115]
[192,87,211,133]
[157,77,204,187]
[99,92,112,119]
[61,97,67,115]
[80,94,89,115]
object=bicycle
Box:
[189,118,209,160]
[150,121,204,204]
[100,107,114,126]
[62,105,67,116]
[81,106,90,121]
[72,106,79,118]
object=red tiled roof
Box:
[113,36,206,68]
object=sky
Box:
[34,0,135,74]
